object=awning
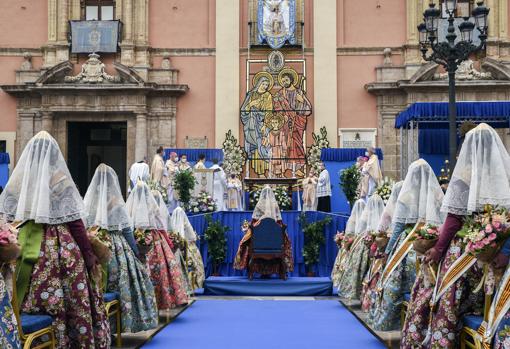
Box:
[395,102,510,128]
[320,148,383,162]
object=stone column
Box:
[135,113,148,162]
[41,111,54,134]
[17,113,35,161]
[215,0,240,147]
[313,0,338,146]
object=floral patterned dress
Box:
[20,224,110,349]
[187,242,205,289]
[368,231,416,331]
[401,239,483,349]
[146,229,189,310]
[0,265,20,349]
[337,233,370,300]
[106,229,158,333]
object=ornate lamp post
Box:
[418,1,489,168]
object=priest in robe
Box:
[151,146,170,188]
[360,147,382,200]
[194,154,207,170]
[210,159,227,211]
[165,151,179,211]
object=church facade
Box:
[1,0,510,189]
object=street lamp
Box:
[418,1,489,169]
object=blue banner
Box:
[70,20,120,53]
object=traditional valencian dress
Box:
[0,262,21,349]
[234,186,294,275]
[170,207,205,289]
[330,199,366,288]
[0,131,110,349]
[337,194,385,300]
[126,182,188,310]
[368,159,445,332]
[83,164,158,333]
[360,181,403,312]
[401,124,510,348]
[226,177,243,211]
[302,174,318,212]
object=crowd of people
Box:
[332,123,510,348]
[0,132,206,348]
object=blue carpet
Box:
[203,276,333,296]
[142,300,385,349]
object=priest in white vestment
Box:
[150,146,170,188]
[209,159,227,211]
[360,147,382,201]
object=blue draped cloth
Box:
[395,102,510,128]
[163,149,224,162]
[321,148,383,162]
[0,153,9,164]
[189,211,348,277]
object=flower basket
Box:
[0,243,21,262]
[375,236,389,249]
[475,247,500,264]
[90,236,112,264]
[413,238,438,256]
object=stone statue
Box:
[435,59,492,80]
[20,52,33,71]
[65,53,119,83]
[383,48,392,66]
[161,53,171,69]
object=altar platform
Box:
[203,276,333,296]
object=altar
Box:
[188,210,349,278]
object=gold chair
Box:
[104,292,122,348]
[460,292,491,349]
[401,292,411,328]
[11,263,56,349]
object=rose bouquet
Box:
[364,232,375,248]
[458,206,510,263]
[134,228,154,256]
[375,177,394,204]
[190,191,217,213]
[409,224,439,255]
[87,227,113,264]
[335,232,355,251]
[0,223,21,262]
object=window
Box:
[84,0,115,20]
[440,0,474,18]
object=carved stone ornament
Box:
[434,59,492,80]
[383,48,392,66]
[64,53,120,83]
[161,52,171,69]
[184,136,208,149]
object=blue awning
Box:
[321,148,383,162]
[395,102,510,128]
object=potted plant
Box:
[204,214,229,276]
[300,214,332,277]
[173,170,196,210]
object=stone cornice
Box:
[366,79,510,95]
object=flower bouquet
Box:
[458,206,510,263]
[134,228,154,256]
[189,191,217,213]
[87,227,113,264]
[0,223,21,262]
[168,231,187,253]
[375,177,394,205]
[250,185,291,210]
[374,231,390,249]
[409,225,439,255]
[364,232,375,248]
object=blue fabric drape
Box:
[395,102,510,128]
[0,153,10,164]
[189,211,348,278]
[163,149,224,162]
[418,128,449,155]
[321,148,383,162]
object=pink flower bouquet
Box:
[410,225,439,255]
[0,224,21,262]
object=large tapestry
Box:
[241,52,312,179]
[257,0,296,49]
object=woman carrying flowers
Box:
[337,194,385,300]
[0,131,110,348]
[83,164,158,334]
[368,159,445,332]
[331,199,366,288]
[401,123,510,348]
[126,182,188,310]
